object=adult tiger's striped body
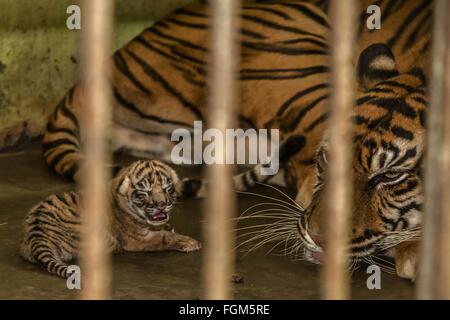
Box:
[42,0,432,280]
[43,0,332,181]
[21,160,202,278]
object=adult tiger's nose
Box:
[309,230,325,248]
[307,218,324,248]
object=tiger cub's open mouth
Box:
[148,209,169,224]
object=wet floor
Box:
[0,144,414,299]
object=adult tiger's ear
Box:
[118,176,131,195]
[357,43,399,90]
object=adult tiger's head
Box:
[113,160,180,226]
[298,44,427,264]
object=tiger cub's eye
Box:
[167,186,174,193]
[133,192,147,203]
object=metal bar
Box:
[418,0,450,300]
[321,0,357,300]
[438,23,450,297]
[440,2,450,297]
[203,0,240,300]
[79,0,114,300]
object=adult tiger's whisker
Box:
[237,225,294,249]
[238,229,300,258]
[233,185,305,260]
[265,239,291,256]
[235,227,293,242]
[235,225,294,238]
[254,182,304,211]
[238,202,301,217]
[234,221,292,233]
[236,227,288,250]
[363,256,396,274]
[238,209,300,218]
[235,190,303,212]
[244,233,291,255]
[371,254,395,267]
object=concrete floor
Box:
[0,144,414,299]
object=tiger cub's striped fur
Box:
[20,160,202,278]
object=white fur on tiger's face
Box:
[20,160,202,278]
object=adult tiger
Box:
[42,0,432,280]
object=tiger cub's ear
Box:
[118,176,131,195]
[357,43,399,90]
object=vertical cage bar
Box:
[440,6,450,297]
[440,27,450,296]
[79,0,114,299]
[203,0,240,300]
[418,0,450,300]
[321,0,356,300]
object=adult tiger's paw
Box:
[175,235,202,253]
[395,241,419,282]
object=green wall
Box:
[0,0,192,149]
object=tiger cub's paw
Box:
[175,235,202,253]
[394,241,418,282]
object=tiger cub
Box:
[20,160,202,278]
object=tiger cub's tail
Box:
[21,240,70,278]
[21,192,81,278]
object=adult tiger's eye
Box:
[383,172,402,180]
[369,170,407,188]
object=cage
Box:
[0,0,448,301]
